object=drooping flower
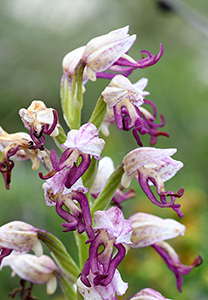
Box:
[128,212,185,248]
[152,241,202,292]
[1,254,59,295]
[19,100,59,149]
[81,207,132,289]
[101,75,168,146]
[0,221,43,264]
[127,213,202,293]
[121,147,184,217]
[77,268,128,300]
[62,26,163,83]
[91,156,135,208]
[130,288,171,300]
[40,122,105,189]
[0,127,50,189]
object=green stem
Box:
[91,163,124,215]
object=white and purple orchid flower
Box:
[128,213,202,292]
[1,254,59,296]
[62,26,163,83]
[43,177,94,241]
[0,221,43,264]
[128,212,185,248]
[0,127,50,189]
[101,75,169,146]
[77,268,128,300]
[19,100,59,150]
[40,122,105,189]
[80,207,132,289]
[122,147,184,217]
[153,241,202,292]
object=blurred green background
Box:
[0,0,208,299]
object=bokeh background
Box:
[0,0,208,299]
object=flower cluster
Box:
[0,26,202,300]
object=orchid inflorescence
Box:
[0,26,202,300]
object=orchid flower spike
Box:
[128,212,185,248]
[1,254,59,295]
[81,207,132,288]
[40,123,105,190]
[19,100,59,149]
[0,221,43,264]
[130,288,171,300]
[0,127,50,189]
[122,147,184,217]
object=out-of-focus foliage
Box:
[0,0,207,299]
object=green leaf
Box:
[89,95,106,130]
[56,271,77,300]
[60,75,72,129]
[37,230,81,283]
[69,61,85,129]
[74,231,89,270]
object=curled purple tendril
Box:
[96,44,164,80]
[152,243,203,292]
[141,99,169,145]
[55,192,94,241]
[138,170,184,218]
[113,99,168,146]
[39,149,91,189]
[65,154,91,189]
[111,187,136,209]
